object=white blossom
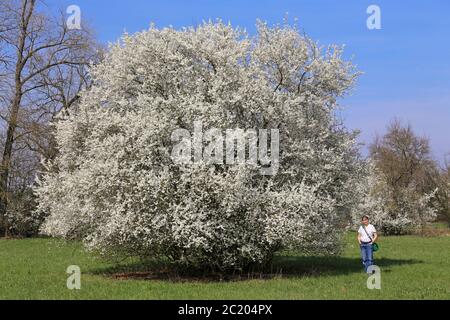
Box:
[35,21,362,270]
[351,162,437,235]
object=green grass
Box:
[1,233,449,299]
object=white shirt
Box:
[358,224,377,243]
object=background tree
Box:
[0,0,101,236]
[357,120,438,234]
[428,158,450,226]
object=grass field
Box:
[1,232,449,299]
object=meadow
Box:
[1,230,449,300]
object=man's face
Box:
[362,218,369,226]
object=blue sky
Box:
[47,0,450,162]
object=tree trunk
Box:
[0,0,32,237]
[0,85,22,237]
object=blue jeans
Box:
[360,243,374,273]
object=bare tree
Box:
[369,119,438,234]
[370,119,434,192]
[0,0,101,236]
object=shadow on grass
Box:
[87,255,423,282]
[272,255,423,278]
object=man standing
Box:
[357,215,378,273]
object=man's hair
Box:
[361,215,369,221]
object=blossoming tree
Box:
[352,163,437,235]
[35,21,363,271]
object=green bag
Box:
[372,242,379,252]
